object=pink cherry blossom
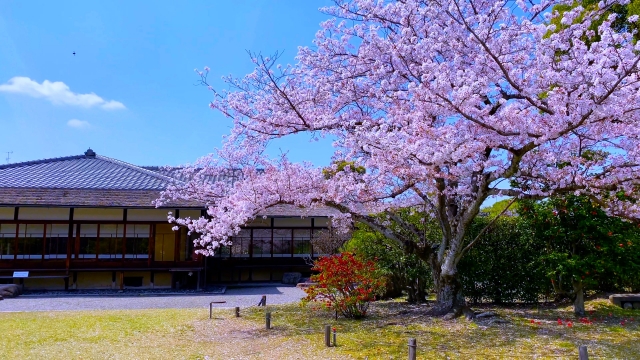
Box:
[160,0,640,313]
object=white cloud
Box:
[101,100,126,110]
[0,76,126,110]
[67,119,90,128]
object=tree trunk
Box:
[407,280,417,303]
[573,281,585,316]
[416,277,427,303]
[429,272,466,316]
[426,247,467,316]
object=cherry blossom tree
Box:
[160,0,640,316]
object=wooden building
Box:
[0,149,331,290]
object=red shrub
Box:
[302,252,385,319]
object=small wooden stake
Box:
[265,311,271,329]
[579,345,589,360]
[324,325,331,347]
[332,327,337,347]
[408,338,417,360]
[235,306,240,317]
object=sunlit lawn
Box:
[0,298,638,359]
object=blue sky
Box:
[0,0,336,166]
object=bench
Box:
[609,294,640,309]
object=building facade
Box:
[0,149,329,290]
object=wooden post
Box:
[42,223,47,261]
[408,338,417,360]
[324,325,331,347]
[265,311,271,329]
[148,224,155,267]
[332,327,337,347]
[579,345,589,360]
[210,302,213,319]
[235,307,240,317]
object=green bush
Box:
[343,224,432,303]
[458,217,550,304]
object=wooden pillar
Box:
[112,271,116,289]
[66,208,74,270]
[174,209,180,263]
[249,228,254,258]
[270,218,274,258]
[12,207,19,260]
[148,224,155,267]
[13,220,19,261]
[41,223,47,261]
[121,209,128,260]
[72,271,78,290]
[310,218,315,258]
[150,271,155,289]
[119,271,124,290]
[291,228,294,258]
[95,224,100,260]
[174,228,180,263]
[74,224,81,259]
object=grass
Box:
[0,298,638,359]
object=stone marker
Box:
[0,284,21,298]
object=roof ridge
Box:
[95,155,182,184]
[0,155,86,170]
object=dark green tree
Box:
[344,222,433,303]
[519,195,640,315]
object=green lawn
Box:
[0,298,638,359]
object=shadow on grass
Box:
[239,298,640,359]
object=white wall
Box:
[0,207,14,220]
[18,207,70,220]
[128,209,172,221]
[74,208,123,221]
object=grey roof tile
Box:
[0,150,178,190]
[0,150,337,216]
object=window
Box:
[45,224,68,259]
[125,224,150,259]
[16,224,44,259]
[230,229,250,257]
[252,229,272,257]
[98,224,124,259]
[293,229,311,257]
[0,224,15,259]
[78,224,98,259]
[273,229,292,257]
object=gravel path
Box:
[0,286,306,312]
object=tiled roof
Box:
[0,188,337,215]
[0,150,337,216]
[0,188,198,208]
[141,166,243,187]
[0,149,178,190]
[258,204,341,217]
